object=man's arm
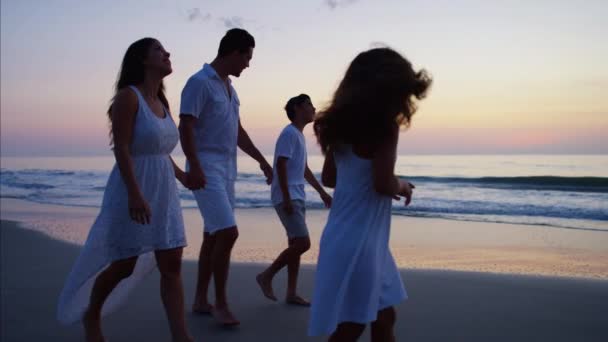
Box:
[237,120,273,184]
[178,115,205,189]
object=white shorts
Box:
[187,157,237,235]
[192,174,236,234]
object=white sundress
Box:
[57,86,187,324]
[308,145,407,336]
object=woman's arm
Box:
[321,148,337,188]
[111,88,151,224]
[169,156,186,186]
[305,165,332,208]
[372,124,413,205]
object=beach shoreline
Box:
[2,198,607,279]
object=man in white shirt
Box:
[179,28,272,326]
[256,94,332,306]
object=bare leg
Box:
[329,322,366,342]
[83,256,137,342]
[256,236,310,303]
[211,226,239,325]
[370,307,397,342]
[192,232,216,314]
[155,248,194,342]
[285,237,311,306]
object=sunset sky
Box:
[1,0,607,156]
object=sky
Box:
[1,0,607,157]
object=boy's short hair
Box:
[284,94,310,122]
[218,28,255,57]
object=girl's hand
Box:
[128,192,151,224]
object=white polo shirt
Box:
[271,124,307,205]
[180,63,240,180]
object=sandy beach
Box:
[2,198,608,341]
[2,198,607,279]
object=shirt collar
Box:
[203,63,231,84]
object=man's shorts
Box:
[192,174,236,235]
[274,199,309,239]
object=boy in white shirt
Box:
[256,94,332,306]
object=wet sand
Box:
[2,198,607,279]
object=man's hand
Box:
[185,164,206,190]
[260,161,273,185]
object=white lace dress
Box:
[57,86,187,324]
[309,145,407,336]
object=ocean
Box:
[1,155,607,231]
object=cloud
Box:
[324,0,360,10]
[183,9,262,31]
[187,8,212,22]
[220,16,245,29]
[369,41,389,48]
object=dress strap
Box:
[128,85,144,104]
[127,85,168,119]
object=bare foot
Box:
[286,295,311,307]
[83,310,105,342]
[256,273,277,301]
[192,302,214,315]
[212,306,240,327]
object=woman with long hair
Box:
[57,38,193,342]
[309,47,432,341]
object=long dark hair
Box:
[107,38,169,144]
[314,47,432,154]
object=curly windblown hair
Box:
[314,47,432,154]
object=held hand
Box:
[176,169,188,188]
[128,192,152,224]
[321,192,332,208]
[260,162,273,185]
[398,179,414,206]
[282,200,294,216]
[186,165,206,190]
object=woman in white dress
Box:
[57,38,193,342]
[309,48,432,341]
